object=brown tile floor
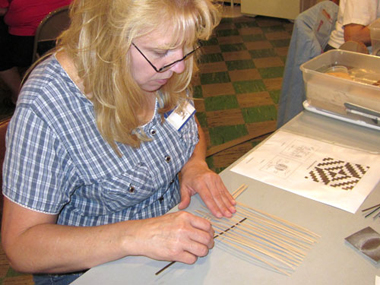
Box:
[0,5,293,284]
[196,8,292,172]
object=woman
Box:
[1,0,236,284]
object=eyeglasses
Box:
[132,42,201,73]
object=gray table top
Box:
[74,111,380,285]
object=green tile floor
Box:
[194,15,292,173]
[0,12,293,285]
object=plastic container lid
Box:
[369,18,380,31]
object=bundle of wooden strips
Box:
[231,184,248,199]
[155,184,320,276]
[196,184,320,275]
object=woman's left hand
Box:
[178,160,236,218]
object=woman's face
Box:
[130,29,188,93]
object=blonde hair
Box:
[57,0,221,154]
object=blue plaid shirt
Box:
[3,55,199,226]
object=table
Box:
[73,111,380,285]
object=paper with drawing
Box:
[231,131,380,213]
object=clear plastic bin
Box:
[370,19,380,56]
[300,50,380,126]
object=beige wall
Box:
[239,0,335,18]
[301,0,334,12]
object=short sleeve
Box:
[343,0,378,27]
[3,107,80,214]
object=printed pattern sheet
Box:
[231,131,380,213]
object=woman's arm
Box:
[1,197,214,274]
[0,0,9,15]
[0,8,7,16]
[344,24,371,46]
[178,117,236,218]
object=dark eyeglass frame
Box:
[132,42,202,73]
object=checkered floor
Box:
[195,15,293,172]
[0,12,293,285]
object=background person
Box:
[276,0,339,128]
[277,0,380,128]
[0,0,71,105]
[325,0,380,51]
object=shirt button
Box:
[150,129,156,136]
[164,155,171,163]
[128,186,135,193]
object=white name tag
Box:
[165,101,196,131]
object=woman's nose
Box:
[170,59,186,74]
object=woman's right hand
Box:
[132,211,215,264]
[1,198,214,274]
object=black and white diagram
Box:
[305,157,370,191]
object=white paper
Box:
[231,130,380,213]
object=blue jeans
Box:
[276,1,338,128]
[33,272,85,285]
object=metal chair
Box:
[31,5,71,63]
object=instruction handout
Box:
[231,130,380,213]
